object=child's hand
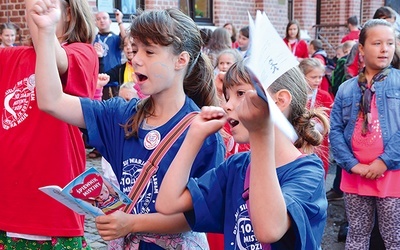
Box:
[364,159,387,179]
[97,73,110,88]
[188,106,227,140]
[350,163,369,176]
[237,90,271,133]
[30,0,60,33]
[95,210,132,240]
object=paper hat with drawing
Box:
[245,11,299,142]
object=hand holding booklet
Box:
[245,11,299,142]
[39,167,132,217]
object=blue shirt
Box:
[185,152,327,250]
[81,96,226,249]
[330,68,400,172]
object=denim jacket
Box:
[329,68,400,172]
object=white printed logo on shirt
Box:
[231,203,263,249]
[120,158,159,214]
[2,74,35,130]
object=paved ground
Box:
[83,151,346,250]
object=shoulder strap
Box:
[242,164,250,202]
[123,111,198,213]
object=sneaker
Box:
[326,189,343,201]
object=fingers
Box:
[245,90,268,111]
[32,0,57,14]
[199,106,226,120]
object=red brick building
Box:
[0,0,397,56]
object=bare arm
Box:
[30,0,86,128]
[115,9,127,38]
[96,210,190,240]
[238,91,290,243]
[26,0,68,74]
[156,107,226,214]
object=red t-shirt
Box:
[0,43,98,237]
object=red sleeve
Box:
[296,40,309,59]
[61,43,98,99]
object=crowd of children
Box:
[2,0,400,249]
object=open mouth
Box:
[135,72,148,82]
[227,118,239,128]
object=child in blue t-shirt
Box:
[157,60,329,249]
[31,3,225,249]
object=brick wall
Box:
[262,0,288,38]
[293,0,317,40]
[213,0,254,32]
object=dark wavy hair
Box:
[123,8,217,138]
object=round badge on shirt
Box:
[144,130,161,150]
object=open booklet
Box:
[245,11,299,142]
[39,167,132,217]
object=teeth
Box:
[229,119,239,127]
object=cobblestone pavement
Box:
[83,151,346,250]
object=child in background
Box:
[335,44,345,60]
[200,28,213,51]
[203,27,232,68]
[157,60,329,249]
[214,49,242,98]
[223,22,239,49]
[330,40,356,96]
[330,19,400,249]
[283,20,309,61]
[299,58,333,176]
[308,39,331,93]
[213,49,249,157]
[0,23,17,47]
[32,3,225,249]
[237,26,250,58]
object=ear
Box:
[273,89,292,116]
[66,7,71,22]
[358,43,364,57]
[175,51,190,70]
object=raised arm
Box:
[30,0,86,128]
[156,106,226,214]
[238,90,291,243]
[26,0,68,74]
[115,9,127,38]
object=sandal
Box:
[88,148,101,158]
